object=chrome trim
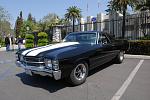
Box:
[53,70,61,80]
[24,61,45,64]
[16,61,61,80]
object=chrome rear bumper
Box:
[16,61,61,80]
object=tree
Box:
[0,6,11,36]
[0,6,11,46]
[17,12,39,38]
[27,13,33,22]
[105,1,115,14]
[65,6,82,32]
[0,20,11,33]
[136,0,150,11]
[20,19,39,38]
[108,0,139,38]
[0,6,10,21]
[58,18,71,26]
[14,11,23,38]
[41,13,60,31]
[37,20,46,32]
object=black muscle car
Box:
[16,31,128,85]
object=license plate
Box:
[25,69,32,76]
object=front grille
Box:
[25,62,45,67]
[22,56,45,67]
[24,57,44,62]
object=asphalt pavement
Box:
[0,51,150,100]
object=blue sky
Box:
[0,0,109,27]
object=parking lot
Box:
[0,51,150,100]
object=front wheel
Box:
[115,51,124,64]
[69,62,88,86]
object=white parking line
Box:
[111,60,144,100]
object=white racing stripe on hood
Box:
[26,42,79,56]
[22,45,52,56]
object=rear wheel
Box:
[69,61,88,86]
[115,51,124,64]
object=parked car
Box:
[16,31,129,85]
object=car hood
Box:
[22,42,99,59]
[22,42,79,56]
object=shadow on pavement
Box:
[89,60,114,76]
[16,73,70,93]
[16,60,114,93]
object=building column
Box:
[52,26,62,42]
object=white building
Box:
[52,11,150,41]
[85,11,150,39]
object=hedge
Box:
[25,34,34,48]
[140,36,150,40]
[38,32,48,46]
[0,38,5,47]
[25,34,34,39]
[127,40,150,55]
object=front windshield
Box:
[63,33,97,44]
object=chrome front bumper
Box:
[16,61,61,80]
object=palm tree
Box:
[136,0,150,11]
[65,6,81,32]
[109,0,139,38]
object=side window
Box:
[99,34,109,45]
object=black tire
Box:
[69,61,88,86]
[115,51,124,64]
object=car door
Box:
[90,33,116,69]
[98,33,114,64]
[101,35,116,62]
[89,33,109,69]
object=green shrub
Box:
[25,34,34,48]
[38,39,48,43]
[38,39,48,46]
[25,34,34,39]
[127,40,150,55]
[0,37,5,47]
[38,32,48,38]
[25,43,34,48]
[140,36,150,40]
[26,39,34,43]
[37,32,48,46]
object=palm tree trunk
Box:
[122,7,126,39]
[73,17,75,32]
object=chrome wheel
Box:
[115,51,124,64]
[68,61,88,85]
[74,64,87,80]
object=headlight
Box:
[45,59,59,70]
[45,59,52,69]
[52,60,59,70]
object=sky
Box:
[0,0,109,28]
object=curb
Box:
[0,45,25,51]
[125,54,150,60]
